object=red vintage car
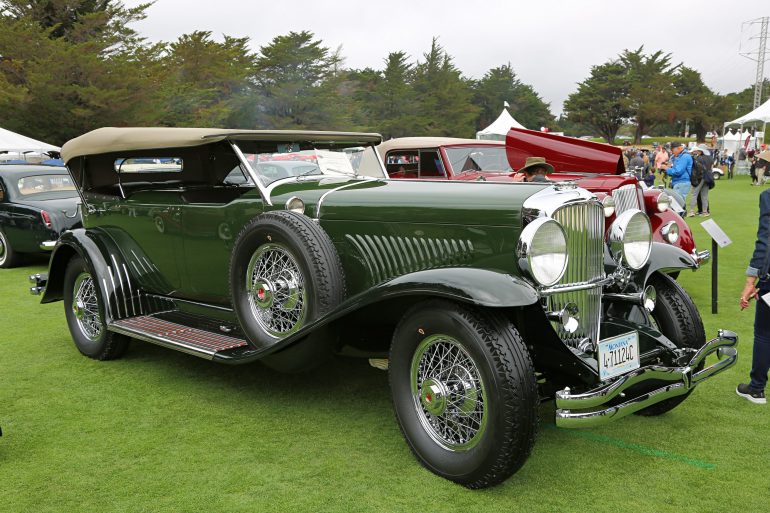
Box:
[378,129,709,266]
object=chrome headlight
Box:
[660,221,679,244]
[608,210,652,270]
[656,192,671,212]
[285,196,305,214]
[517,218,568,286]
[601,196,616,218]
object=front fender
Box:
[213,268,538,364]
[643,242,698,282]
[649,210,695,254]
[367,267,539,307]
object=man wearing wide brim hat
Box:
[516,157,554,182]
[755,150,770,186]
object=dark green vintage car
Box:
[33,127,737,488]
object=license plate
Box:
[598,331,640,381]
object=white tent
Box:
[0,127,60,158]
[477,108,526,140]
[720,129,756,154]
[724,98,769,149]
[726,97,770,126]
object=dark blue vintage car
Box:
[0,164,81,267]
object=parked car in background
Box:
[33,127,737,488]
[0,164,81,267]
[378,129,709,268]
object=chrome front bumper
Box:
[555,329,737,428]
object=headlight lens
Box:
[601,196,616,218]
[609,209,652,270]
[656,192,671,212]
[517,218,568,286]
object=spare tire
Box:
[229,211,345,350]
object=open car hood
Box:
[506,128,625,175]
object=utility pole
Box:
[740,16,769,109]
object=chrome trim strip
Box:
[603,291,645,304]
[539,277,612,295]
[102,277,113,321]
[39,241,57,251]
[229,140,272,206]
[111,254,129,318]
[315,180,370,219]
[122,263,137,316]
[107,268,120,319]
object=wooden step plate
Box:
[112,315,248,357]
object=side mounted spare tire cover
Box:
[230,211,345,348]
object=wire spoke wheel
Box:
[71,272,103,341]
[410,334,488,451]
[246,243,307,338]
[0,232,7,265]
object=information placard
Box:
[700,219,732,248]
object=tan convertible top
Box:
[61,127,383,163]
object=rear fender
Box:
[41,229,158,322]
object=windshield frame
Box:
[443,145,513,176]
[229,140,386,205]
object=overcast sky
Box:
[123,0,768,116]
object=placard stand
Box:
[699,219,732,314]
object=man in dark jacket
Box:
[689,146,714,216]
[738,188,770,404]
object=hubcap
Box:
[246,243,307,338]
[72,272,102,341]
[0,233,6,264]
[410,335,487,451]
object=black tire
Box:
[0,229,22,268]
[63,256,130,360]
[389,299,538,488]
[635,272,705,416]
[230,211,345,350]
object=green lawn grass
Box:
[1,176,767,512]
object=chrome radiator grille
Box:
[547,201,605,349]
[612,184,643,215]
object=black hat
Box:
[669,142,684,149]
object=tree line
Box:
[0,1,766,146]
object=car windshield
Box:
[235,143,385,187]
[444,146,513,174]
[16,174,77,198]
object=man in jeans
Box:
[737,188,770,404]
[663,142,692,201]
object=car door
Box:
[95,159,187,295]
[179,166,262,303]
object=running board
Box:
[110,315,249,360]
